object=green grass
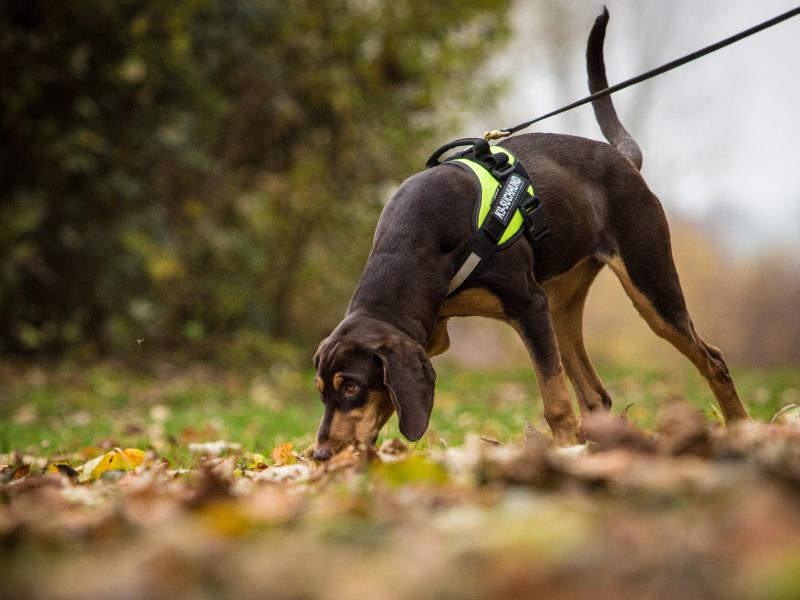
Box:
[1,361,798,466]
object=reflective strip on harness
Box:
[447,252,482,294]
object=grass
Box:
[1,361,798,466]
[3,360,800,600]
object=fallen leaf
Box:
[581,412,657,454]
[657,400,712,457]
[77,448,145,483]
[46,464,79,480]
[771,404,800,425]
[270,442,296,466]
[324,445,361,471]
[524,421,551,449]
[377,438,409,463]
[245,453,269,471]
[8,464,30,481]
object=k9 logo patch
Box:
[493,174,524,224]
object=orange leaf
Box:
[270,442,296,466]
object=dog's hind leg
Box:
[606,200,748,421]
[546,258,613,417]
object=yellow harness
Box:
[426,138,548,298]
[451,146,536,247]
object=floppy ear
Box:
[376,333,436,441]
[313,336,337,374]
[313,341,323,371]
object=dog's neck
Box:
[347,249,449,347]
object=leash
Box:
[483,5,800,141]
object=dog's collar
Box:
[426,139,549,298]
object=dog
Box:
[310,8,749,461]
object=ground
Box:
[2,363,800,599]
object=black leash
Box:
[483,5,800,141]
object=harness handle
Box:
[425,138,484,168]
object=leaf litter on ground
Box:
[3,400,800,599]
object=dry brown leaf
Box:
[581,412,657,454]
[657,400,712,457]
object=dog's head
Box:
[311,316,435,461]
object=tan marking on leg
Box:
[545,259,611,417]
[332,373,344,391]
[315,376,325,393]
[535,367,580,446]
[426,318,451,357]
[607,255,748,421]
[510,319,580,446]
[556,330,607,415]
[542,257,596,312]
[439,288,506,319]
[606,256,676,339]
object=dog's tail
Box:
[586,7,643,170]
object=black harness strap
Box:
[426,139,549,298]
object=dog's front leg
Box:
[508,288,580,446]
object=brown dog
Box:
[311,9,748,461]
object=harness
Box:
[426,138,550,298]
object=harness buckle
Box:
[519,193,541,226]
[519,194,550,247]
[490,162,516,179]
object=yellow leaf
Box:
[245,453,269,471]
[270,442,296,466]
[78,447,145,482]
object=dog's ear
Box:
[314,336,338,374]
[375,333,436,441]
[313,340,324,371]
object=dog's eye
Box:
[343,382,360,396]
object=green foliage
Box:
[0,0,510,357]
[2,363,797,463]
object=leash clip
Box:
[483,129,510,141]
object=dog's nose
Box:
[312,446,333,462]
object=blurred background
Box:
[1,0,798,373]
[3,6,799,594]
